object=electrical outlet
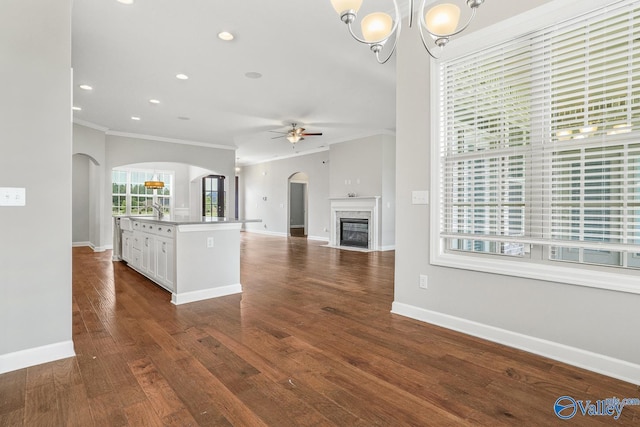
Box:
[207,237,214,248]
[419,274,428,289]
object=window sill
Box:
[430,250,640,295]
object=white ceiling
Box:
[71,0,397,165]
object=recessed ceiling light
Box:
[116,0,134,4]
[176,73,189,80]
[131,116,141,121]
[218,31,234,41]
[149,99,160,104]
[244,72,262,79]
[79,84,93,91]
[72,106,82,111]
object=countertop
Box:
[118,216,261,226]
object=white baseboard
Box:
[380,245,396,251]
[243,229,288,238]
[72,241,109,252]
[391,302,640,385]
[307,235,330,242]
[0,340,75,374]
[171,284,242,305]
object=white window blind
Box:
[438,0,640,267]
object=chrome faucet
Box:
[151,202,164,219]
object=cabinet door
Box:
[141,235,148,271]
[156,237,175,291]
[130,248,142,269]
[141,234,156,276]
[122,231,132,262]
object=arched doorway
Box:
[288,172,308,237]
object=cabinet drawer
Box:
[150,224,175,238]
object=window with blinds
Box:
[437,0,640,269]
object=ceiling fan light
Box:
[287,134,301,144]
[330,0,363,15]
[361,12,393,42]
[425,3,461,36]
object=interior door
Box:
[203,175,225,218]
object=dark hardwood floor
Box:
[1,233,638,426]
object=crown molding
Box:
[105,131,236,151]
[73,118,109,132]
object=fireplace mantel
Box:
[329,196,381,250]
[329,196,381,201]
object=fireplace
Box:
[329,196,380,250]
[340,218,369,248]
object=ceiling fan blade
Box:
[301,132,322,136]
[271,135,286,139]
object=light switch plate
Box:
[411,190,429,205]
[0,187,26,206]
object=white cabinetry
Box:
[131,231,142,269]
[155,236,175,291]
[122,230,133,262]
[119,217,245,305]
[127,220,175,292]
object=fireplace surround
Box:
[329,196,380,250]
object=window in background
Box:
[112,169,127,215]
[111,169,173,217]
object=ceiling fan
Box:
[270,123,322,144]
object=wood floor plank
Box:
[0,408,24,426]
[24,380,62,427]
[53,384,94,427]
[122,400,165,427]
[87,392,128,426]
[0,368,26,416]
[128,356,189,420]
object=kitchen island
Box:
[114,216,259,305]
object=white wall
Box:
[0,0,74,373]
[330,134,396,248]
[241,151,331,240]
[72,123,106,250]
[381,136,396,249]
[330,134,387,197]
[393,0,640,383]
[72,154,91,243]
